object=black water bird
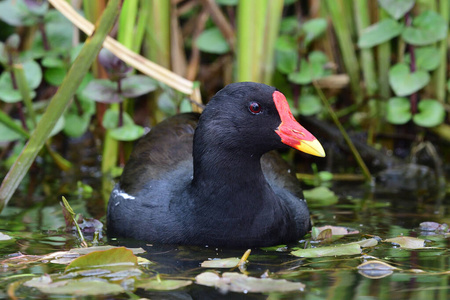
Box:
[107,82,325,247]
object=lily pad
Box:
[402,11,448,45]
[291,243,361,257]
[201,257,241,268]
[412,99,445,128]
[388,63,429,96]
[358,19,403,48]
[24,277,124,296]
[195,272,305,293]
[384,236,426,249]
[136,278,192,291]
[378,0,415,20]
[66,247,137,272]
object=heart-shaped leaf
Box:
[120,75,157,98]
[196,27,230,54]
[404,46,440,71]
[358,19,403,48]
[388,63,430,96]
[302,18,327,46]
[288,51,329,84]
[378,0,415,20]
[275,50,298,74]
[413,99,445,127]
[82,79,122,103]
[110,123,144,141]
[402,10,448,45]
[386,97,411,125]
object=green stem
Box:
[435,0,448,103]
[377,8,391,100]
[0,0,120,213]
[13,64,37,128]
[313,81,372,182]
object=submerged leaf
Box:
[357,260,397,279]
[195,272,305,293]
[291,243,361,258]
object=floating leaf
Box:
[303,186,338,207]
[413,99,445,128]
[384,236,426,249]
[137,278,192,291]
[419,222,449,232]
[358,19,403,48]
[353,238,378,247]
[195,272,305,293]
[201,257,241,268]
[196,27,230,54]
[66,247,137,272]
[386,97,411,125]
[402,11,448,45]
[24,277,124,296]
[291,243,361,257]
[0,232,12,241]
[378,0,415,20]
[388,63,429,96]
[357,260,397,279]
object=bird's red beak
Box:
[273,91,326,157]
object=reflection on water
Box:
[0,182,448,299]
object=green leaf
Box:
[405,46,440,71]
[102,109,134,129]
[109,123,144,141]
[41,56,66,68]
[157,92,177,115]
[275,35,297,52]
[291,243,361,257]
[82,79,122,103]
[0,0,27,26]
[302,18,327,46]
[303,186,338,207]
[358,19,403,48]
[280,16,299,34]
[44,67,66,86]
[121,75,158,98]
[298,94,322,116]
[63,113,91,137]
[136,279,192,291]
[215,0,238,5]
[413,99,446,128]
[402,11,448,46]
[0,120,24,142]
[196,27,230,54]
[66,247,137,272]
[29,115,65,137]
[378,0,415,20]
[24,278,124,296]
[388,63,430,96]
[386,97,411,125]
[275,50,298,74]
[22,60,43,89]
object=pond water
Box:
[0,176,448,299]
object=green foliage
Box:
[358,19,403,48]
[378,0,415,20]
[196,27,230,54]
[402,11,448,46]
[388,63,430,97]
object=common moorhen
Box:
[107,82,325,247]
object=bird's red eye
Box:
[249,102,262,114]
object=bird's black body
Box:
[107,82,312,248]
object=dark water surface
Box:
[0,180,448,299]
